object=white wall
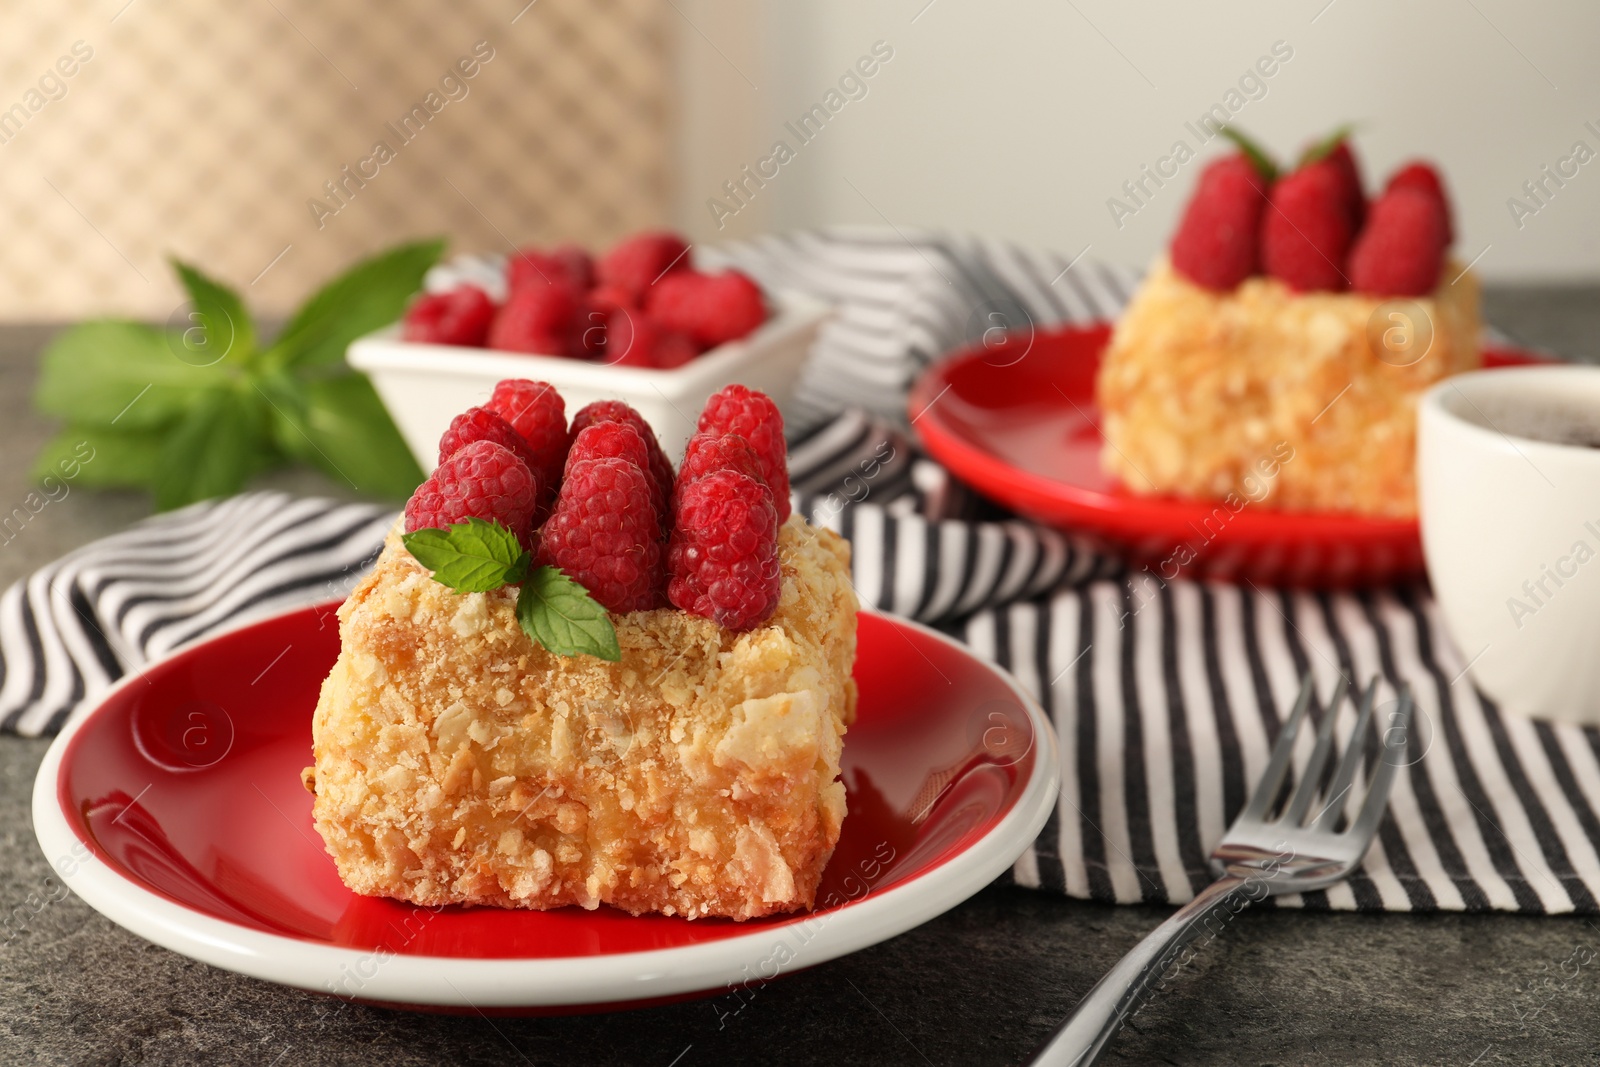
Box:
[675,0,1600,282]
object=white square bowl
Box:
[348,290,829,471]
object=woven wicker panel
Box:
[0,0,671,320]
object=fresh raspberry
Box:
[651,328,701,369]
[539,457,664,612]
[486,379,570,511]
[487,280,581,356]
[645,270,767,349]
[405,440,539,549]
[507,245,593,294]
[573,296,615,361]
[1348,187,1448,297]
[595,307,647,367]
[506,249,561,292]
[402,285,496,347]
[1386,161,1454,243]
[590,283,635,310]
[550,244,594,290]
[678,432,766,495]
[437,406,541,474]
[566,420,668,519]
[570,400,674,510]
[1168,154,1269,291]
[1323,140,1366,232]
[597,231,691,304]
[667,470,780,631]
[1261,159,1353,292]
[696,385,789,522]
[601,307,702,369]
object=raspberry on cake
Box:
[306,386,858,920]
[1097,130,1480,519]
[570,399,675,509]
[668,469,782,631]
[404,440,539,549]
[437,405,541,476]
[486,378,570,514]
[540,457,665,613]
[1260,156,1353,293]
[697,384,791,521]
[679,431,766,491]
[564,420,669,518]
[1168,154,1267,291]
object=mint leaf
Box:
[34,321,221,430]
[30,425,164,488]
[267,239,445,370]
[172,259,255,366]
[402,518,530,592]
[516,566,621,662]
[1299,124,1357,167]
[1218,126,1279,183]
[152,388,274,510]
[29,241,443,509]
[270,372,425,500]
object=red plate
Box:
[33,603,1057,1012]
[909,323,1546,587]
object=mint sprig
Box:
[516,566,623,663]
[402,518,530,592]
[1218,126,1279,183]
[402,519,621,662]
[32,240,443,509]
[1299,123,1358,167]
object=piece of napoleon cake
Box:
[1096,131,1480,519]
[304,382,858,920]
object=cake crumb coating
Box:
[1097,257,1481,518]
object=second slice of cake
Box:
[1098,257,1480,518]
[1095,130,1480,519]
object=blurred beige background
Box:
[680,0,1600,282]
[0,0,672,319]
[1,0,1594,324]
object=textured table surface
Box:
[4,291,1600,1066]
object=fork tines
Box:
[1240,672,1413,837]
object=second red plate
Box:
[909,323,1544,587]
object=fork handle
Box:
[1028,874,1257,1067]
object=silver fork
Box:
[1029,672,1413,1067]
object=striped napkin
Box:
[7,230,1598,917]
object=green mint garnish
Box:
[515,565,622,663]
[1298,123,1357,167]
[402,518,530,592]
[32,240,444,510]
[403,518,620,661]
[1218,126,1279,183]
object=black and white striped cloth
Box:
[7,230,1598,917]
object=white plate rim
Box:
[32,605,1061,1009]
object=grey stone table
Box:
[4,293,1600,1066]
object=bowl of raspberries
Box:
[351,230,827,468]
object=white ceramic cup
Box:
[1418,365,1600,725]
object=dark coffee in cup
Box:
[1465,399,1600,449]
